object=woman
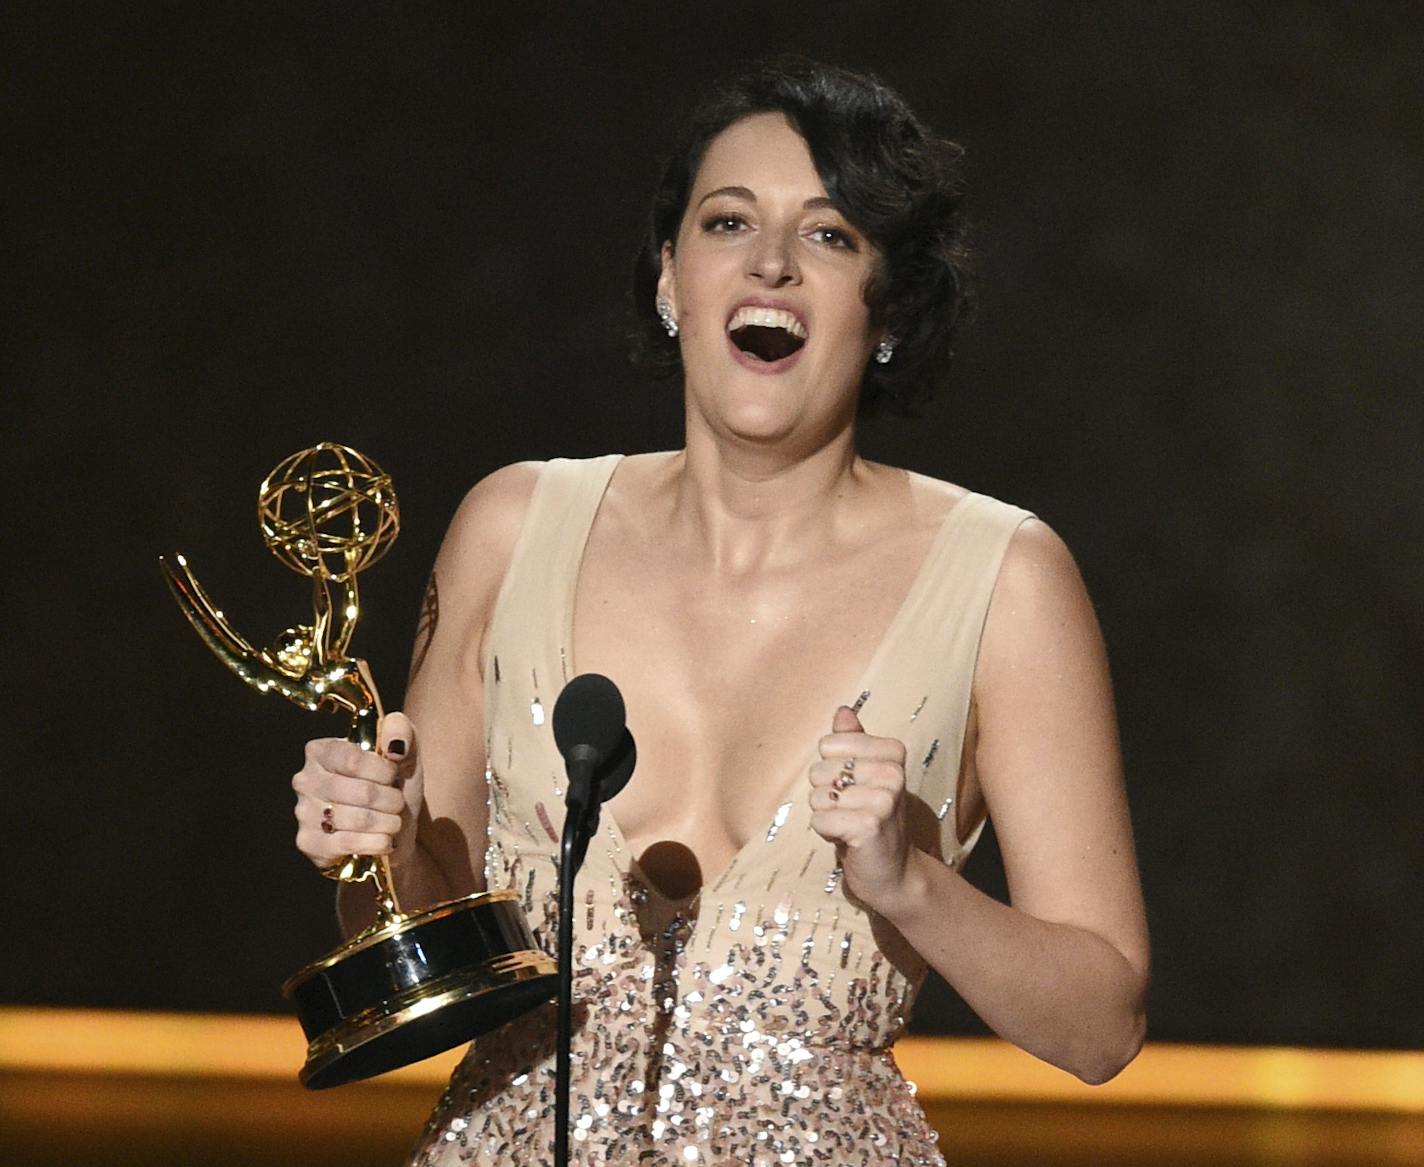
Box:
[292,59,1149,1165]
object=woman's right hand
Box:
[291,712,423,872]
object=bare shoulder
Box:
[440,461,544,565]
[431,461,546,619]
[978,516,1110,701]
[994,517,1094,619]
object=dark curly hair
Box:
[631,57,975,417]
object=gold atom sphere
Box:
[258,443,400,580]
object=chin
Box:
[709,385,808,444]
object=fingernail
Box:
[387,739,407,757]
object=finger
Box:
[304,737,400,785]
[808,758,904,790]
[296,825,393,857]
[809,806,887,845]
[817,731,907,765]
[294,769,406,816]
[298,799,403,837]
[379,711,415,764]
[808,783,897,818]
[832,705,864,734]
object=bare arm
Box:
[811,520,1148,1083]
[288,462,543,936]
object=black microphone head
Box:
[552,673,626,761]
[596,730,636,803]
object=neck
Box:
[663,415,865,575]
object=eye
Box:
[702,212,747,234]
[809,224,858,251]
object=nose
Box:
[746,229,799,287]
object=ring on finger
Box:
[321,803,336,835]
[833,759,857,792]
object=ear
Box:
[656,241,677,315]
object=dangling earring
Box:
[656,298,679,338]
[874,338,894,365]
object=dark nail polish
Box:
[387,739,407,757]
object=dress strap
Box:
[483,455,623,690]
[857,493,1033,867]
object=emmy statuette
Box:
[161,443,556,1088]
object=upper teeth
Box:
[727,306,807,338]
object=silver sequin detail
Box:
[921,738,940,769]
[765,801,792,842]
[936,795,955,820]
[910,695,928,721]
[850,689,871,713]
[823,865,843,894]
[530,698,545,726]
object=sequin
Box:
[530,698,545,726]
[936,795,955,820]
[910,695,928,721]
[850,688,871,713]
[921,738,940,769]
[764,801,792,842]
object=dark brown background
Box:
[6,3,1421,1049]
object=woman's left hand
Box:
[808,705,917,913]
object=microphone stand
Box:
[555,745,600,1167]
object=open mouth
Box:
[727,306,807,363]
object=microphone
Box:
[552,673,636,821]
[553,673,625,767]
[549,673,635,1167]
[552,673,623,813]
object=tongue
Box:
[731,325,804,362]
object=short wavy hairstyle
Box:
[631,57,975,417]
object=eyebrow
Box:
[696,186,837,212]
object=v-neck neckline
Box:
[551,455,974,898]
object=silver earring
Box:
[874,339,894,365]
[656,298,678,338]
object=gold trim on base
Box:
[281,889,522,989]
[296,949,555,1085]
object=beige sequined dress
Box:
[408,456,1031,1166]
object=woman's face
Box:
[659,112,882,446]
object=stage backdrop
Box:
[8,3,1422,1050]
